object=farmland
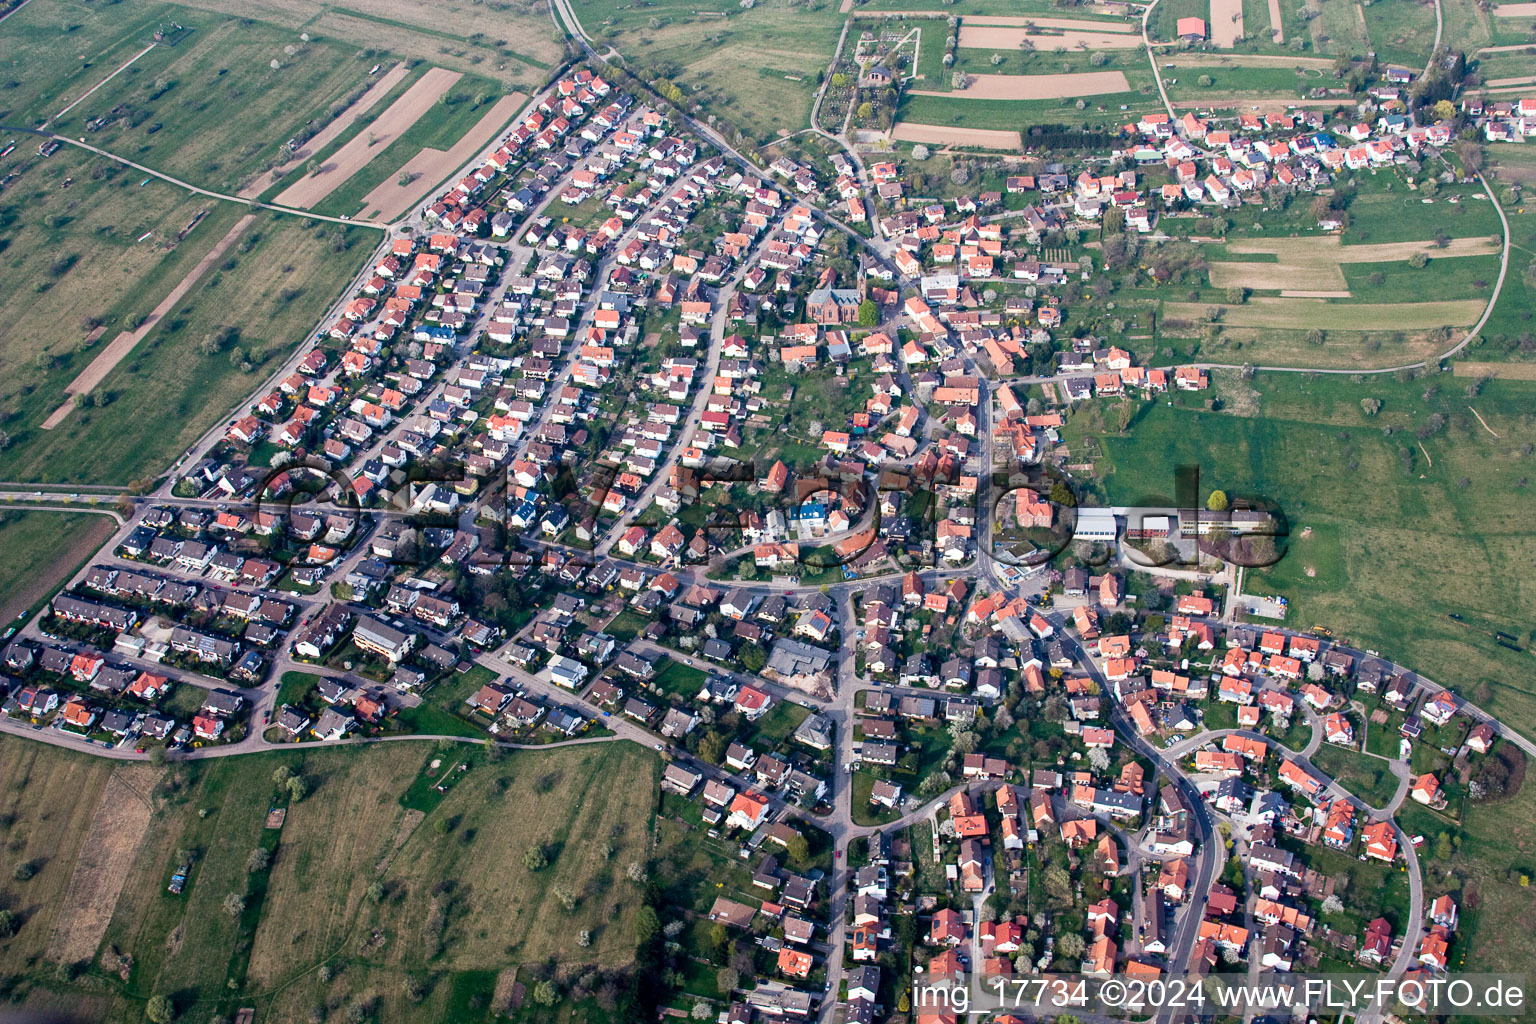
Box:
[1064,372,1536,730]
[307,71,521,220]
[30,7,383,196]
[0,737,661,1024]
[571,0,844,143]
[0,510,119,623]
[171,0,563,83]
[0,205,375,484]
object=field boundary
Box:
[41,214,257,429]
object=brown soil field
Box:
[41,213,259,430]
[892,122,1023,149]
[958,24,1144,48]
[1280,289,1354,297]
[914,70,1130,100]
[1487,75,1536,86]
[356,91,526,220]
[964,14,1136,30]
[1211,0,1244,46]
[238,64,410,199]
[1493,3,1536,15]
[273,67,463,209]
[45,764,162,965]
[1452,360,1536,379]
[1207,261,1348,290]
[1267,0,1285,42]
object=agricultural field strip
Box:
[890,122,1023,149]
[39,214,260,430]
[236,63,411,200]
[1206,236,1502,290]
[961,14,1138,30]
[357,91,527,221]
[911,70,1131,100]
[1163,297,1487,327]
[1211,0,1244,47]
[957,24,1145,48]
[271,66,463,209]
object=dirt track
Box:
[240,63,410,199]
[41,214,258,430]
[356,91,525,220]
[913,70,1130,100]
[273,66,463,209]
[892,122,1022,149]
[1453,360,1536,379]
[958,24,1143,48]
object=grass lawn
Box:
[0,509,117,623]
[1359,0,1439,66]
[0,211,376,484]
[604,607,653,641]
[653,658,707,701]
[753,700,810,746]
[851,769,904,826]
[1311,743,1400,807]
[0,736,662,1023]
[897,89,1162,131]
[1065,371,1536,730]
[275,670,320,707]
